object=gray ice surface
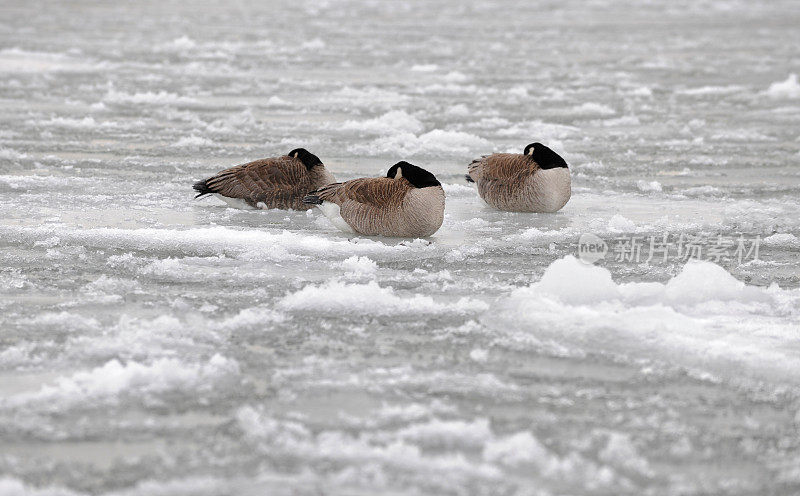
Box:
[1,0,800,495]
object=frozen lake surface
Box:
[2,0,800,494]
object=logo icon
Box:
[577,233,607,264]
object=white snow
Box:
[278,279,488,315]
[171,135,215,149]
[351,129,491,156]
[103,89,198,106]
[762,233,799,248]
[6,355,240,410]
[636,180,663,192]
[342,110,424,135]
[766,73,800,99]
[0,47,101,73]
[3,2,799,494]
[482,431,550,468]
[496,256,800,386]
[338,255,378,274]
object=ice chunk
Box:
[7,355,240,410]
[492,255,800,387]
[762,233,799,248]
[636,180,662,192]
[766,74,800,99]
[338,255,378,274]
[483,431,551,469]
[521,255,621,305]
[278,279,487,315]
[663,260,757,304]
[607,214,637,232]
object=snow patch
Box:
[351,129,490,157]
[104,89,198,106]
[762,233,799,248]
[766,74,800,99]
[342,110,424,135]
[492,255,800,386]
[278,279,487,316]
[607,214,637,232]
[338,256,378,274]
[6,355,240,410]
[636,180,662,192]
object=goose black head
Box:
[288,148,323,169]
[386,161,441,188]
[523,142,568,170]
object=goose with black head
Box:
[466,142,571,212]
[192,148,335,210]
[303,161,445,237]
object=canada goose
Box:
[192,148,335,210]
[303,161,445,237]
[466,142,570,212]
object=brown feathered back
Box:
[194,156,335,210]
[467,153,570,212]
[311,177,445,237]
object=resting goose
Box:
[466,142,570,212]
[192,148,335,210]
[303,161,445,237]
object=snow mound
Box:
[492,255,800,386]
[766,74,800,99]
[219,307,287,331]
[6,355,240,411]
[278,279,487,316]
[441,183,476,197]
[762,233,799,248]
[483,431,550,469]
[530,256,621,304]
[606,214,637,232]
[338,255,378,274]
[663,260,754,304]
[517,256,771,307]
[636,180,662,192]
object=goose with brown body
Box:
[466,142,570,212]
[303,162,445,237]
[193,148,335,210]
